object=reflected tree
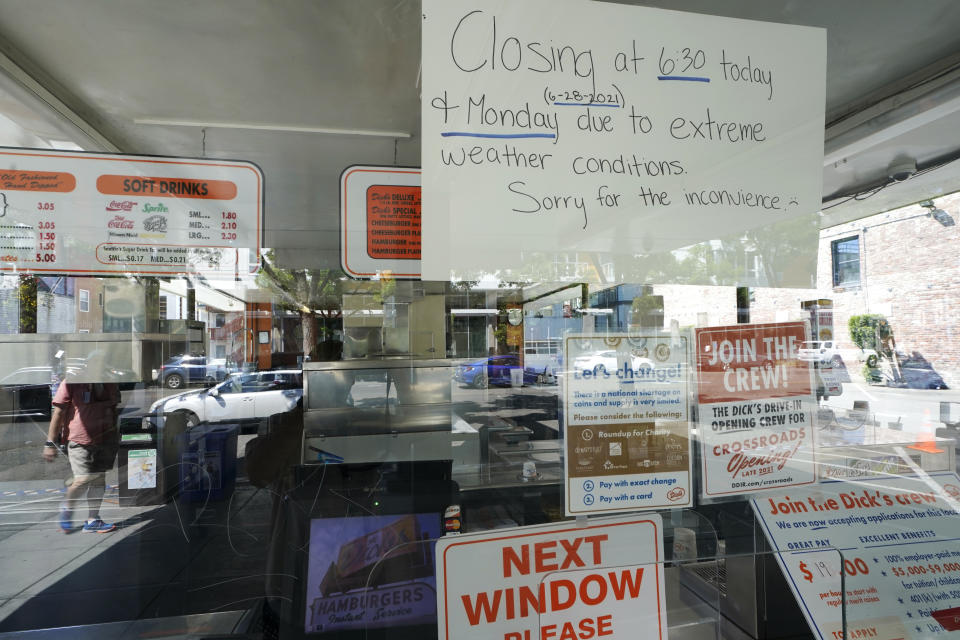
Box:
[18,275,36,334]
[256,251,343,359]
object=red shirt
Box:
[52,383,120,445]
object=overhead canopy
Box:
[0,0,957,268]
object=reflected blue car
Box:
[453,355,551,388]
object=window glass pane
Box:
[832,236,860,286]
[0,4,957,639]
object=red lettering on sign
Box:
[461,590,502,626]
[460,569,643,625]
[502,535,608,577]
[540,614,614,640]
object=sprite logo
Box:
[142,202,169,214]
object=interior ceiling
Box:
[0,0,958,270]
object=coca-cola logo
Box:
[143,215,167,233]
[667,487,686,502]
[106,200,136,212]
[108,215,134,229]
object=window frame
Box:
[831,235,861,288]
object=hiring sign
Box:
[0,147,262,276]
[752,473,960,640]
[435,515,667,640]
[695,322,817,497]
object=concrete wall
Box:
[37,292,75,334]
[0,277,17,334]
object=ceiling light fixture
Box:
[133,118,410,138]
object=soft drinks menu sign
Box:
[421,0,826,281]
[0,148,262,276]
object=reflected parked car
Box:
[453,355,551,388]
[799,340,839,365]
[898,353,949,389]
[154,354,231,389]
[570,350,654,376]
[149,369,303,430]
[0,367,59,421]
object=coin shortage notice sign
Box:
[564,333,692,515]
[0,147,262,276]
[695,322,817,497]
[436,514,668,640]
[751,473,960,640]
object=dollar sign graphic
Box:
[800,561,813,583]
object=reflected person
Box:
[43,382,120,533]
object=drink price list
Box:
[752,473,960,640]
[0,149,262,276]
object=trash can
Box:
[118,414,166,506]
[178,423,239,502]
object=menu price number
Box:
[658,47,706,75]
[106,253,144,263]
[149,255,185,264]
[37,242,55,251]
[36,202,54,211]
[219,212,238,240]
[892,562,960,578]
[37,222,55,230]
[38,232,55,241]
[34,253,56,263]
[800,557,870,583]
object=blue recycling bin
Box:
[177,423,239,502]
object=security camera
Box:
[888,159,916,182]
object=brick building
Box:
[641,193,960,386]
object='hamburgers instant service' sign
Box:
[435,515,667,640]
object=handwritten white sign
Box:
[421,0,826,280]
